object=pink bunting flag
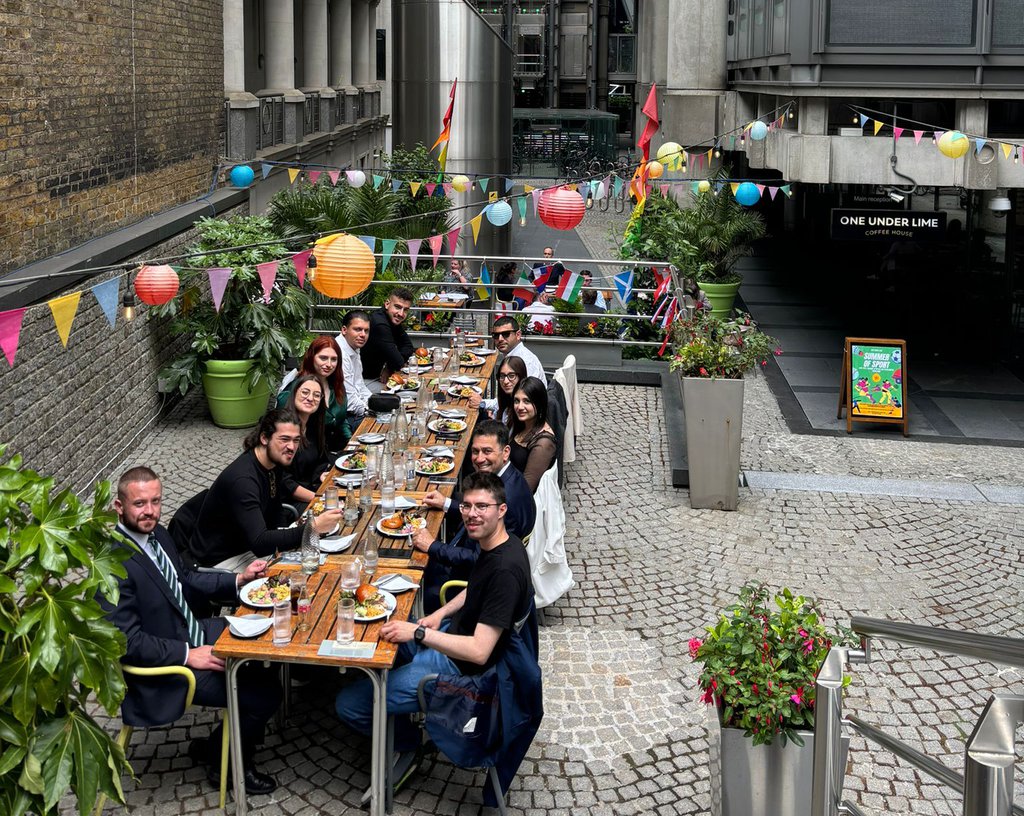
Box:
[755,184,765,195]
[446,227,461,256]
[291,250,312,288]
[207,267,232,312]
[768,186,779,200]
[425,183,436,197]
[0,307,27,367]
[328,170,341,186]
[443,183,454,197]
[308,170,322,184]
[893,127,904,142]
[659,184,669,197]
[913,130,924,145]
[407,238,422,271]
[256,261,278,304]
[531,188,542,216]
[428,234,444,268]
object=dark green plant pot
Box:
[698,280,742,319]
[201,359,272,429]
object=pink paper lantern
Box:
[538,186,586,231]
[134,264,180,306]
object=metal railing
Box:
[258,95,285,150]
[812,616,1024,816]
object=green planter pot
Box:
[201,359,272,429]
[698,280,742,318]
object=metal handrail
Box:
[846,714,965,793]
[851,616,1024,669]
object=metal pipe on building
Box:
[596,0,610,111]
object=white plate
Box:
[376,515,428,537]
[458,354,486,367]
[334,474,363,490]
[448,384,482,398]
[320,532,357,553]
[336,452,367,471]
[424,445,456,457]
[433,408,467,420]
[420,292,437,301]
[357,433,386,444]
[239,578,290,609]
[227,614,273,638]
[452,375,479,385]
[415,457,455,476]
[373,575,419,594]
[474,347,498,355]
[355,589,397,622]
[443,292,470,301]
[428,418,468,434]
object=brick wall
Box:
[0,0,223,275]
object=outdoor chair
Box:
[553,354,582,464]
[94,665,229,815]
[528,463,573,609]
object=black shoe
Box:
[203,763,278,796]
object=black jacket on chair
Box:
[99,524,239,727]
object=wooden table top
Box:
[416,296,469,309]
[213,566,421,669]
[308,350,498,570]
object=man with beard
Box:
[361,287,416,393]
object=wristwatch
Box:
[414,625,427,644]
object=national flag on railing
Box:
[614,270,634,306]
[476,262,491,300]
[512,272,535,305]
[554,271,582,303]
[431,78,458,176]
[533,269,551,293]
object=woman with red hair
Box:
[278,336,350,451]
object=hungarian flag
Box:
[512,272,535,304]
[554,271,583,303]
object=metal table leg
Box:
[225,658,250,816]
[354,667,390,816]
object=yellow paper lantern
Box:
[656,142,683,170]
[311,233,376,299]
[451,175,471,193]
[697,180,712,194]
[647,160,665,179]
[937,130,969,159]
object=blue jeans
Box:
[335,632,459,752]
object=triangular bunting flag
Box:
[48,291,81,348]
[428,234,444,268]
[531,188,542,216]
[505,178,515,193]
[781,184,793,198]
[442,183,454,196]
[288,168,301,184]
[730,182,740,195]
[975,138,987,155]
[291,250,312,288]
[613,177,624,196]
[768,186,779,200]
[479,177,489,192]
[470,213,483,245]
[517,196,528,224]
[523,184,535,194]
[859,114,869,128]
[380,238,398,272]
[256,261,278,303]
[409,181,421,197]
[425,182,436,197]
[659,184,669,197]
[893,127,904,142]
[391,180,402,192]
[0,308,27,367]
[328,170,341,186]
[872,120,883,136]
[933,131,945,144]
[1002,143,1013,159]
[308,170,322,184]
[208,267,232,312]
[407,238,422,271]
[446,227,461,256]
[359,235,376,254]
[755,184,765,195]
[372,174,384,189]
[913,130,924,145]
[261,163,273,179]
[91,278,119,327]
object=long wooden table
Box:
[214,348,497,816]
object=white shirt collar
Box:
[497,461,510,477]
[116,523,151,550]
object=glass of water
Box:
[324,486,340,511]
[340,557,362,599]
[359,476,373,514]
[365,446,380,484]
[336,597,355,644]
[344,488,360,526]
[381,484,396,517]
[363,530,379,582]
[273,600,292,646]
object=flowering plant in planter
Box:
[689,584,852,746]
[669,311,781,379]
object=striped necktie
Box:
[148,534,205,648]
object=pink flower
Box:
[791,686,804,706]
[688,637,702,659]
[700,687,715,705]
[699,366,708,376]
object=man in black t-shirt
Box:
[334,471,532,770]
[360,287,416,392]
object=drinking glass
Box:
[363,530,379,581]
[340,557,362,599]
[344,488,360,526]
[365,446,380,484]
[404,451,417,490]
[392,453,406,490]
[324,486,340,511]
[359,476,373,513]
[336,597,355,644]
[272,600,291,646]
[432,347,444,373]
[381,484,396,517]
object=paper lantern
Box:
[229,165,255,188]
[698,180,712,194]
[451,175,471,193]
[346,170,366,188]
[134,265,179,306]
[938,130,969,159]
[311,233,376,299]
[749,121,769,141]
[734,182,761,207]
[486,200,513,227]
[647,160,664,179]
[656,142,683,170]
[538,186,586,231]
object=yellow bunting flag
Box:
[1002,143,1013,159]
[730,182,740,195]
[409,181,421,197]
[523,184,535,194]
[470,213,483,244]
[48,291,82,348]
[873,120,883,136]
[288,168,301,184]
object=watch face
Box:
[415,626,426,642]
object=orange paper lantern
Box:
[134,264,179,305]
[647,160,665,179]
[538,186,586,231]
[311,233,376,299]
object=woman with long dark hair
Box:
[282,374,330,503]
[278,336,350,451]
[495,355,528,426]
[509,375,557,492]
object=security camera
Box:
[990,195,1012,218]
[888,191,904,203]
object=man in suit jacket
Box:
[413,420,536,612]
[100,466,281,795]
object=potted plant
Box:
[154,215,314,428]
[669,311,780,509]
[689,584,852,816]
[0,445,134,814]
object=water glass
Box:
[336,597,355,644]
[392,453,406,490]
[363,531,379,581]
[359,477,373,513]
[344,488,360,525]
[365,446,380,483]
[381,484,396,517]
[404,451,417,490]
[340,557,362,599]
[272,600,292,646]
[324,486,340,511]
[432,347,444,373]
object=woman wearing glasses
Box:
[493,356,528,425]
[281,375,331,505]
[277,336,351,451]
[509,376,557,493]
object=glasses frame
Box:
[491,329,515,340]
[498,372,519,381]
[458,501,501,513]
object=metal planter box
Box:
[681,376,744,510]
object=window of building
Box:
[376,30,386,81]
[989,101,1024,139]
[827,98,955,136]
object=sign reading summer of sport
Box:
[837,338,908,436]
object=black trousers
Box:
[193,662,281,757]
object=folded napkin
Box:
[320,533,357,553]
[373,574,419,593]
[226,615,273,638]
[317,640,378,659]
[394,496,419,510]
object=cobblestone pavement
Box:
[77,371,1024,815]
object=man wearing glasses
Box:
[335,471,532,788]
[478,315,547,416]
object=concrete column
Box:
[223,0,258,159]
[261,0,303,98]
[330,0,353,87]
[303,0,330,89]
[352,0,371,86]
[224,0,248,95]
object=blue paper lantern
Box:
[229,165,255,188]
[486,200,513,227]
[749,121,769,141]
[734,182,761,207]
